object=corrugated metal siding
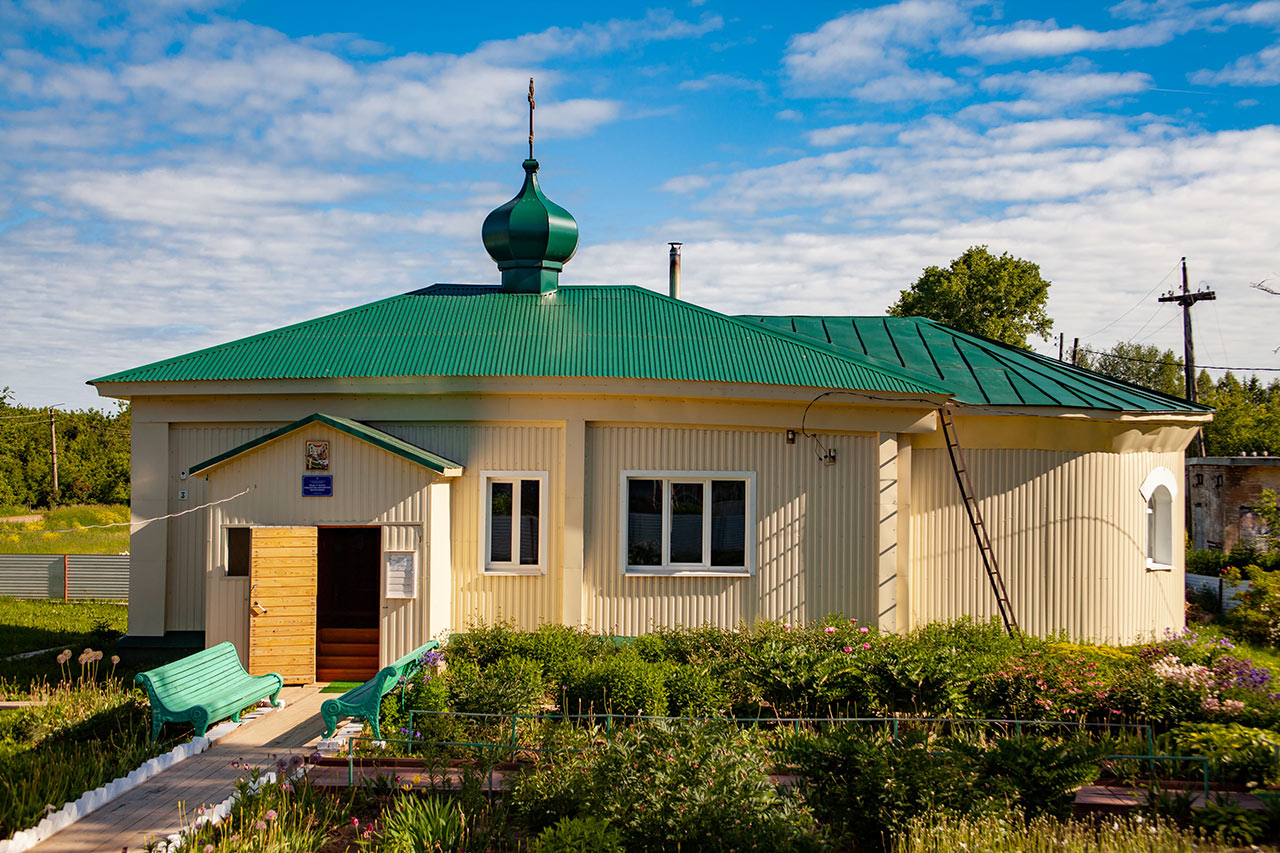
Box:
[0,555,128,599]
[584,425,876,634]
[910,446,1185,643]
[0,554,63,598]
[91,287,945,395]
[745,316,1208,413]
[66,555,129,599]
[169,425,278,631]
[204,423,432,668]
[375,423,563,632]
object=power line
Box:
[0,486,256,534]
[1077,347,1280,372]
[1086,258,1182,339]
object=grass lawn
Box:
[0,504,130,554]
[0,597,128,697]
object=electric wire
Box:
[0,486,256,534]
[1075,347,1280,372]
[1086,258,1182,340]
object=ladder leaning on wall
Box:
[937,404,1024,644]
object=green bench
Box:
[321,641,440,740]
[134,641,284,742]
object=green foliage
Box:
[512,722,822,852]
[1165,722,1280,786]
[176,769,354,852]
[1187,546,1280,576]
[784,727,990,851]
[446,655,544,716]
[532,816,624,853]
[887,246,1053,349]
[1194,794,1266,845]
[563,648,667,716]
[1197,370,1280,457]
[0,397,130,510]
[662,662,728,717]
[894,812,1227,853]
[0,504,130,554]
[1077,341,1184,397]
[366,794,468,853]
[1223,564,1280,646]
[0,597,132,696]
[961,735,1106,819]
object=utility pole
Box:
[1158,258,1215,454]
[48,407,59,505]
[1058,332,1064,361]
[1071,337,1079,366]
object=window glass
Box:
[710,480,746,567]
[490,481,513,563]
[226,527,250,577]
[669,482,704,563]
[519,479,540,565]
[627,479,662,566]
[1148,485,1173,566]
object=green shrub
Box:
[447,656,545,716]
[1194,794,1266,845]
[1224,566,1280,647]
[366,794,468,852]
[532,816,624,853]
[563,649,667,716]
[743,639,858,716]
[663,662,728,717]
[514,722,821,852]
[527,624,608,691]
[784,727,989,852]
[958,735,1105,819]
[1166,722,1280,786]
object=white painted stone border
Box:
[0,699,285,853]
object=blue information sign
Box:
[302,475,333,497]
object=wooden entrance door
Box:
[249,526,318,684]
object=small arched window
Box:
[1140,468,1178,571]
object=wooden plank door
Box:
[249,526,318,684]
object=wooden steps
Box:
[317,627,378,683]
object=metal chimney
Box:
[668,242,682,300]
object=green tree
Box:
[1198,371,1280,457]
[888,246,1053,349]
[1077,341,1184,397]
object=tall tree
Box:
[1077,342,1184,397]
[888,245,1053,349]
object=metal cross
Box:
[527,78,535,159]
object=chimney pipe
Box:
[668,242,682,300]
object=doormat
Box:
[320,681,362,693]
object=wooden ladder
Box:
[938,405,1023,643]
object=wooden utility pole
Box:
[1158,258,1215,454]
[48,407,59,505]
[1071,337,1079,366]
[1058,332,1064,361]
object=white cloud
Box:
[677,73,766,95]
[952,19,1179,61]
[784,0,965,99]
[1192,42,1280,86]
[471,9,723,64]
[981,68,1152,102]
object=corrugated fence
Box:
[0,554,129,600]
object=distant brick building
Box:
[1187,456,1280,551]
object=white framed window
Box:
[620,470,756,576]
[481,470,548,575]
[1140,467,1179,571]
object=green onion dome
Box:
[482,158,579,293]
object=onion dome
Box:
[482,158,579,293]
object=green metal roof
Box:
[742,315,1210,414]
[90,285,949,396]
[188,413,464,476]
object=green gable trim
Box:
[743,315,1210,414]
[188,413,463,477]
[89,285,950,398]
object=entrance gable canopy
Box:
[188,413,463,477]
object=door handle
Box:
[251,601,268,616]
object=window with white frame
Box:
[621,471,755,575]
[1140,467,1178,571]
[482,471,547,574]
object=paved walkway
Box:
[31,685,327,853]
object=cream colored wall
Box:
[202,422,438,667]
[909,443,1186,644]
[583,424,877,634]
[372,423,564,632]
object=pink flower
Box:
[351,817,360,827]
[203,845,214,853]
[57,650,71,664]
[849,618,858,625]
[111,655,120,665]
[859,627,869,634]
[824,626,836,633]
[862,643,871,650]
[843,647,853,653]
[264,809,277,821]
[783,623,792,630]
[255,819,267,830]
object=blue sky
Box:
[3,0,1279,409]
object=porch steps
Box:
[318,627,378,682]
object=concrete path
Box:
[30,685,327,853]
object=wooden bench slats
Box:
[320,641,439,740]
[135,641,284,741]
